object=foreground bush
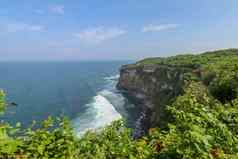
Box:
[147,82,238,159]
[1,81,238,159]
[0,91,154,159]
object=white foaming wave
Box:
[73,91,122,137]
[104,74,120,81]
[93,94,122,122]
[100,90,128,117]
[72,74,126,137]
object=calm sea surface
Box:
[0,61,139,135]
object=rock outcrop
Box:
[117,63,193,137]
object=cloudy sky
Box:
[0,0,238,61]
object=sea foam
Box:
[72,74,124,137]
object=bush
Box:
[19,116,79,159]
[0,92,154,159]
[0,91,23,158]
[148,82,238,159]
[209,74,238,103]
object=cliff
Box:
[117,48,238,136]
[117,64,192,135]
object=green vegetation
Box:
[148,82,238,158]
[0,93,153,159]
[137,48,238,68]
[1,48,238,158]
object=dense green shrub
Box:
[0,90,5,114]
[148,82,238,159]
[77,120,154,159]
[209,74,238,103]
[201,71,216,86]
[19,116,79,159]
[0,91,153,158]
[0,91,23,158]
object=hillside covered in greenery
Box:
[1,49,238,158]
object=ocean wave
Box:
[72,74,124,137]
[100,90,128,117]
[104,74,120,81]
[72,93,122,136]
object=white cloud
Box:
[50,5,65,15]
[3,23,45,33]
[74,27,126,43]
[142,24,179,32]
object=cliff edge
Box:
[117,48,238,136]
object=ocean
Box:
[0,61,139,136]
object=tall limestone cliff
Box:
[117,63,194,136]
[117,49,238,137]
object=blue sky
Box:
[0,0,238,61]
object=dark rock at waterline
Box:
[10,102,18,106]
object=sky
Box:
[0,0,238,61]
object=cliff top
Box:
[120,49,238,76]
[136,48,238,68]
[122,48,238,104]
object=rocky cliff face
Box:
[117,63,192,137]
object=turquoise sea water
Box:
[0,61,139,135]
